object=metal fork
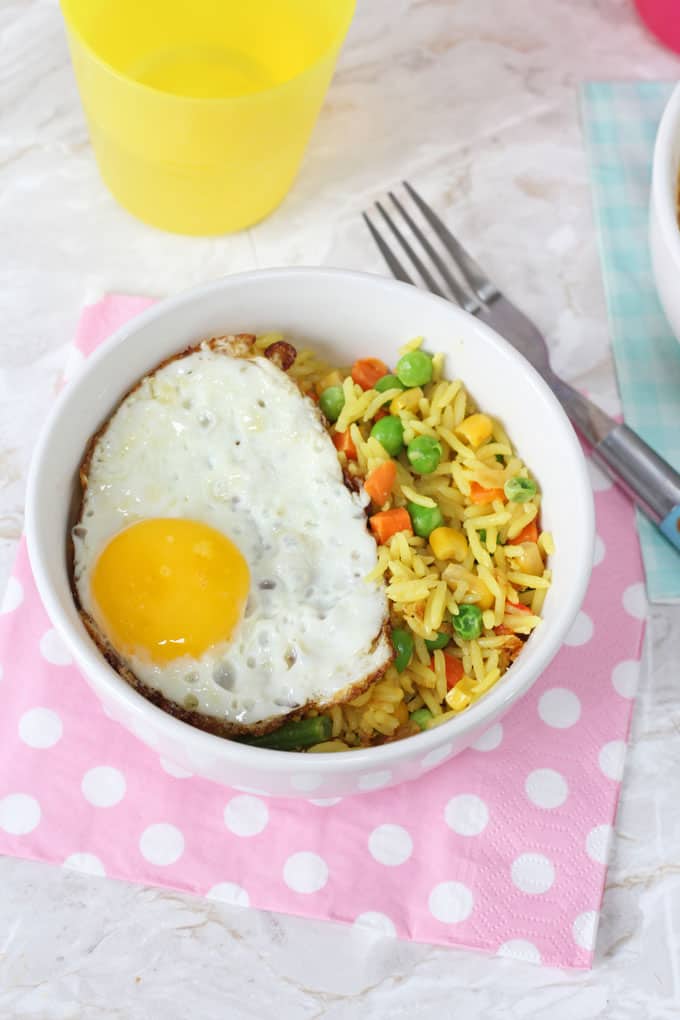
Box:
[363,182,680,553]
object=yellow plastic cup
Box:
[60,0,356,235]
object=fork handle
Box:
[552,378,680,551]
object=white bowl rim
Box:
[652,82,680,272]
[26,266,594,776]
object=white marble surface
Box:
[1,0,680,1015]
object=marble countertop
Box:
[2,0,680,1016]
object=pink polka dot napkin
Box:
[0,297,646,969]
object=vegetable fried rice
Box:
[244,333,553,753]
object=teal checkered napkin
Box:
[581,81,680,603]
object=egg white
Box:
[73,348,391,727]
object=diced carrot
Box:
[506,600,532,615]
[469,481,506,505]
[364,460,397,506]
[369,507,412,544]
[508,520,538,545]
[333,429,357,461]
[431,653,465,690]
[494,624,513,636]
[374,407,389,421]
[351,358,389,391]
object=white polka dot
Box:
[159,757,193,778]
[592,534,606,567]
[207,882,250,908]
[357,770,392,791]
[598,740,626,782]
[368,824,413,866]
[39,628,72,666]
[18,707,63,749]
[497,939,542,964]
[63,853,106,877]
[587,459,612,492]
[444,794,489,835]
[353,912,396,937]
[611,659,639,699]
[428,881,474,923]
[573,909,598,950]
[81,766,126,807]
[511,853,555,894]
[223,795,269,837]
[563,611,594,647]
[283,851,328,894]
[538,688,581,729]
[309,798,342,807]
[139,823,185,866]
[623,582,647,620]
[420,742,454,769]
[586,823,613,864]
[0,793,41,835]
[471,723,503,751]
[1,577,23,614]
[525,768,568,809]
[290,773,323,792]
[62,345,85,382]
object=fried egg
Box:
[72,344,392,732]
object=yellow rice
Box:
[253,333,552,750]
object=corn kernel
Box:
[429,526,468,562]
[394,700,409,726]
[463,575,495,610]
[390,387,423,415]
[456,413,494,448]
[445,685,471,711]
[514,541,544,576]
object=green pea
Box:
[374,373,405,393]
[370,414,404,455]
[392,627,414,673]
[478,529,487,544]
[410,707,433,731]
[406,501,444,538]
[395,350,433,387]
[504,476,538,503]
[425,631,451,651]
[452,603,483,640]
[319,385,345,423]
[407,435,442,475]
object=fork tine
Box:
[403,181,499,304]
[375,201,446,299]
[388,191,478,314]
[362,212,415,286]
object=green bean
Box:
[392,627,414,672]
[239,715,332,750]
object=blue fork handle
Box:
[594,425,680,553]
[551,377,680,553]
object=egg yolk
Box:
[91,518,250,664]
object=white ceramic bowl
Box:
[26,268,594,798]
[650,82,680,342]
